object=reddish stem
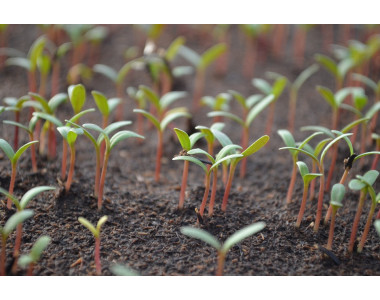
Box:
[27,263,34,276]
[322,25,333,52]
[99,115,108,168]
[222,163,228,186]
[286,160,297,204]
[296,184,309,228]
[293,27,306,68]
[199,172,211,217]
[65,144,75,193]
[94,148,101,198]
[243,37,256,79]
[193,70,205,112]
[116,84,124,122]
[155,130,163,182]
[95,237,101,275]
[221,163,237,212]
[309,162,317,201]
[39,125,47,156]
[314,171,325,232]
[14,111,20,150]
[178,160,189,210]
[48,123,56,160]
[39,73,47,98]
[288,89,297,133]
[208,169,218,216]
[371,147,379,170]
[239,126,249,179]
[13,223,22,258]
[272,24,287,59]
[29,133,37,172]
[61,141,68,180]
[357,201,376,253]
[98,152,109,211]
[7,164,16,209]
[326,208,337,250]
[216,252,225,276]
[28,70,37,93]
[348,190,366,253]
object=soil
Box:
[0,24,379,276]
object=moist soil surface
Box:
[0,25,379,276]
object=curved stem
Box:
[178,160,189,210]
[239,126,249,178]
[286,159,297,204]
[314,170,325,232]
[98,152,109,211]
[208,169,218,216]
[7,164,16,209]
[94,148,101,198]
[65,144,76,193]
[155,130,163,182]
[221,163,237,212]
[309,161,317,202]
[199,172,211,217]
[357,201,376,253]
[61,141,68,180]
[348,190,366,253]
[296,184,309,228]
[216,251,225,276]
[95,237,101,275]
[326,208,337,250]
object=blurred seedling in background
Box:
[180,222,265,275]
[326,183,345,250]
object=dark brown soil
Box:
[0,25,379,276]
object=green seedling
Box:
[134,85,190,182]
[50,42,72,96]
[252,75,287,136]
[179,43,226,110]
[0,210,34,276]
[36,52,51,97]
[280,132,353,231]
[209,93,274,178]
[295,161,322,228]
[0,24,9,68]
[85,26,108,67]
[174,144,243,217]
[173,128,204,209]
[110,264,139,276]
[62,24,92,66]
[57,126,83,192]
[18,235,50,276]
[0,186,55,269]
[5,35,46,92]
[181,222,265,275]
[277,130,322,204]
[201,93,231,123]
[78,216,108,275]
[348,170,379,253]
[93,58,142,121]
[0,139,39,209]
[67,63,93,85]
[326,183,345,250]
[91,91,120,129]
[82,122,144,210]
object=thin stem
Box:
[357,201,376,253]
[239,126,249,178]
[98,152,110,211]
[13,223,22,258]
[222,163,228,186]
[65,144,76,193]
[314,170,325,232]
[326,208,337,250]
[7,163,16,209]
[48,123,56,160]
[221,163,237,212]
[39,73,47,98]
[288,89,297,133]
[309,161,317,201]
[325,144,338,192]
[95,237,101,275]
[27,263,34,276]
[243,37,256,79]
[61,141,68,180]
[94,148,101,198]
[155,130,163,182]
[199,172,211,217]
[216,251,226,276]
[348,190,366,253]
[293,26,306,68]
[193,69,205,112]
[178,160,189,210]
[39,124,47,156]
[99,115,108,168]
[30,134,37,172]
[14,111,20,150]
[286,159,297,204]
[208,169,218,216]
[296,183,309,228]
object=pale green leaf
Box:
[246,94,274,126]
[111,264,139,276]
[96,216,108,232]
[172,155,207,173]
[13,141,38,165]
[252,78,272,95]
[216,144,242,162]
[108,98,120,113]
[189,132,204,148]
[351,73,378,92]
[133,109,160,131]
[139,85,160,111]
[67,108,95,125]
[92,90,109,116]
[6,57,31,70]
[279,147,319,164]
[210,153,243,172]
[110,131,144,151]
[48,93,68,112]
[165,36,186,61]
[187,148,215,164]
[296,161,309,178]
[330,183,345,208]
[180,226,221,250]
[199,43,226,70]
[316,86,337,109]
[241,135,270,158]
[174,128,191,151]
[93,64,118,83]
[3,120,31,134]
[20,186,56,210]
[0,187,20,210]
[28,92,51,113]
[349,179,366,191]
[104,121,132,136]
[211,128,233,147]
[293,64,319,91]
[28,36,46,72]
[3,210,34,238]
[160,109,190,131]
[320,133,352,165]
[33,112,63,127]
[178,45,201,67]
[301,125,334,138]
[207,111,244,126]
[78,217,98,238]
[68,84,86,114]
[161,91,187,110]
[354,151,380,163]
[29,235,51,262]
[315,54,338,78]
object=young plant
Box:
[57,126,83,193]
[348,170,379,253]
[208,93,274,178]
[180,222,265,275]
[326,183,345,250]
[78,216,108,275]
[133,85,190,182]
[0,210,34,276]
[201,93,231,123]
[82,123,144,210]
[295,161,322,228]
[0,139,39,209]
[173,128,204,209]
[252,75,287,135]
[18,235,51,276]
[36,52,51,97]
[178,43,226,111]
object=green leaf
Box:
[174,128,191,151]
[304,173,322,185]
[199,43,226,70]
[351,73,378,92]
[178,45,201,67]
[296,161,309,178]
[300,125,334,138]
[349,179,366,191]
[298,132,323,150]
[18,255,33,268]
[293,64,319,91]
[133,109,160,131]
[211,128,233,147]
[104,121,132,136]
[160,109,190,131]
[279,147,319,165]
[316,86,337,109]
[222,222,266,253]
[20,186,56,210]
[189,132,204,148]
[68,84,86,114]
[56,42,72,59]
[361,170,379,186]
[37,53,51,75]
[330,183,345,208]
[241,135,270,158]
[315,54,338,78]
[354,151,380,162]
[187,148,215,164]
[48,93,68,112]
[320,133,352,165]
[215,144,242,162]
[340,103,362,117]
[3,120,31,134]
[331,130,354,156]
[108,98,120,113]
[341,117,369,133]
[110,131,144,151]
[111,264,139,276]
[0,187,20,210]
[165,36,186,61]
[93,64,118,83]
[277,129,296,148]
[335,87,363,107]
[117,59,141,85]
[139,85,160,111]
[365,102,380,120]
[272,77,288,99]
[28,92,51,114]
[96,216,108,232]
[13,141,39,165]
[172,155,207,173]
[29,235,51,263]
[228,90,247,109]
[246,94,264,109]
[172,66,193,77]
[210,153,243,172]
[252,78,272,95]
[33,112,63,127]
[374,220,380,238]
[2,210,34,238]
[6,57,31,70]
[78,217,98,238]
[180,226,221,250]
[207,111,244,127]
[246,94,274,126]
[160,91,187,110]
[92,90,109,116]
[28,36,46,72]
[67,108,95,125]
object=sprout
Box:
[295,161,322,228]
[110,264,139,276]
[0,139,39,209]
[348,170,379,253]
[78,216,108,275]
[326,184,345,250]
[0,210,34,276]
[180,222,265,275]
[134,85,190,182]
[178,43,226,110]
[18,235,51,276]
[37,52,51,97]
[85,26,108,67]
[82,123,144,210]
[173,128,204,209]
[201,93,231,122]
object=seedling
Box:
[57,126,83,192]
[179,43,226,110]
[293,25,314,67]
[0,210,34,276]
[252,75,287,135]
[85,26,108,67]
[0,139,39,209]
[78,216,108,275]
[208,93,274,178]
[133,85,190,182]
[201,93,231,123]
[295,161,322,228]
[173,128,204,209]
[180,222,265,275]
[36,52,51,97]
[348,170,379,253]
[50,42,72,96]
[326,183,345,250]
[82,123,144,210]
[62,24,92,67]
[18,235,51,276]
